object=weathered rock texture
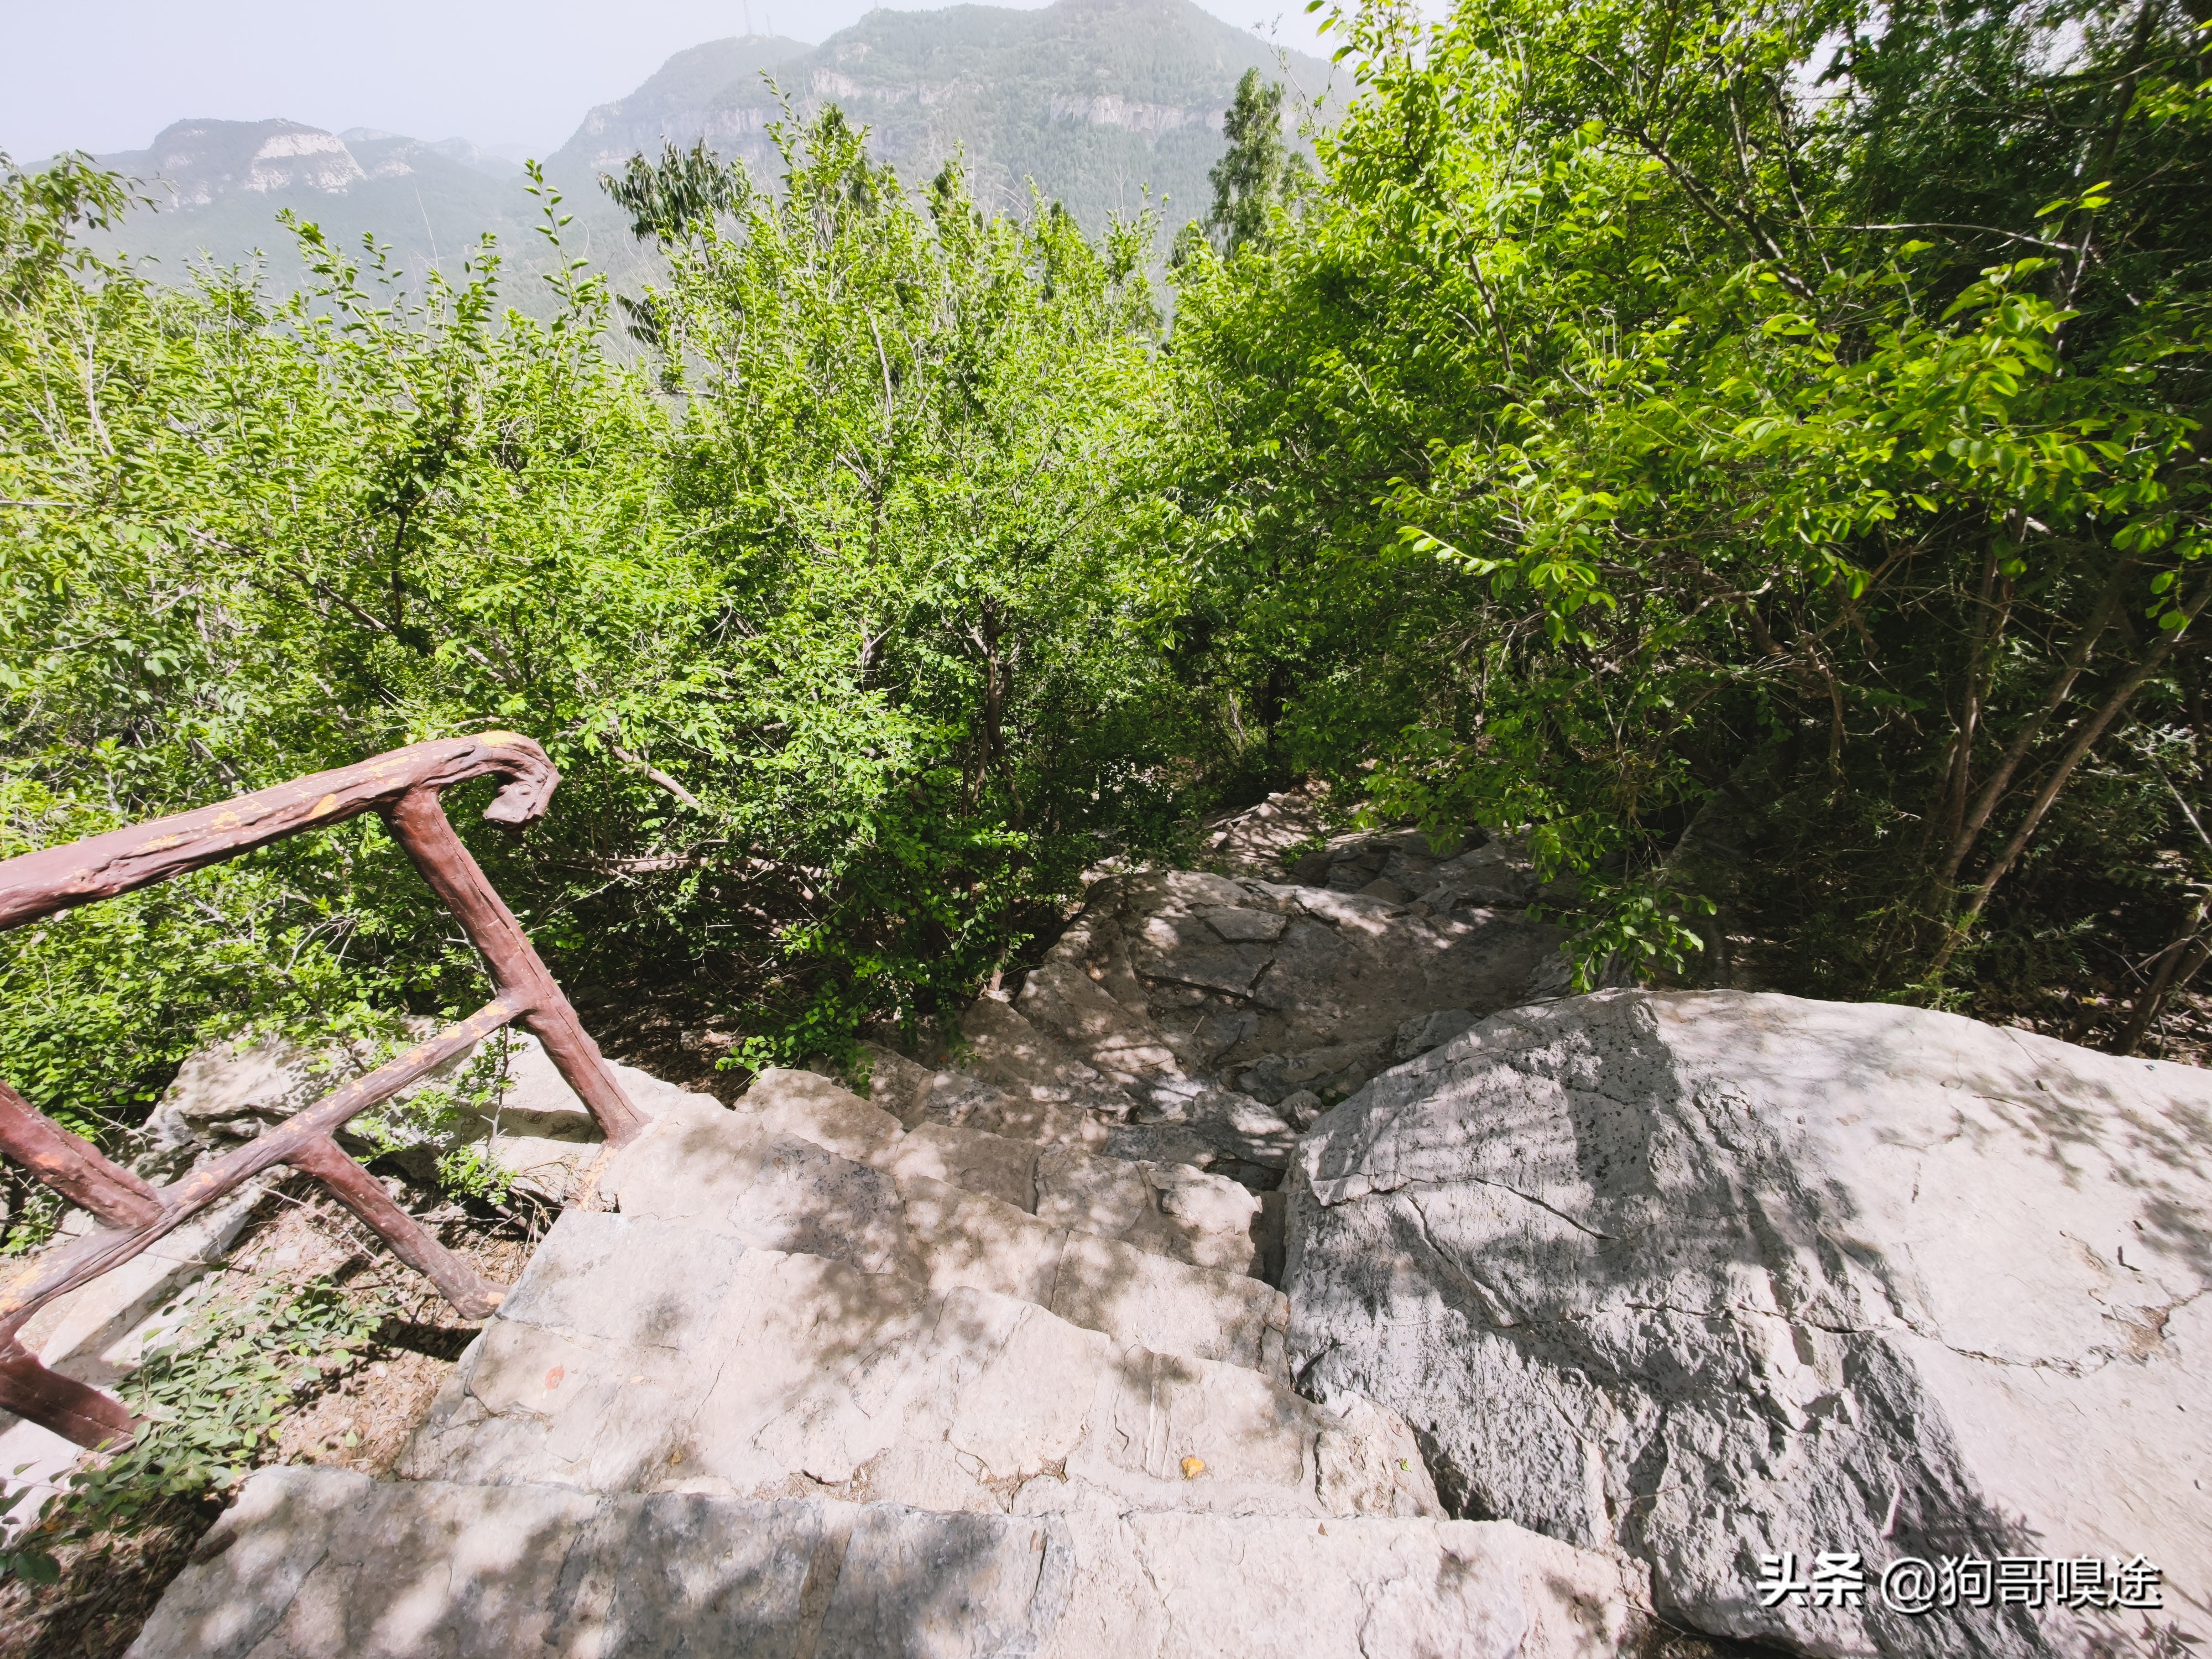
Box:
[132,1465,1636,1658]
[1005,864,1566,1186]
[0,822,1673,1657]
[131,1028,686,1205]
[1285,989,2212,1658]
[131,1009,1639,1656]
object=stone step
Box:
[862,1037,1135,1159]
[1012,867,1563,1152]
[604,1095,1290,1379]
[131,1465,1640,1658]
[865,1040,1270,1193]
[394,1209,1436,1525]
[742,1068,1280,1281]
[957,994,1146,1121]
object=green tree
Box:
[1165,0,2212,1029]
[1205,69,1303,255]
[0,110,1190,1205]
[613,115,1187,1057]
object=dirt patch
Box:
[0,1176,539,1659]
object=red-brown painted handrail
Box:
[0,734,644,1448]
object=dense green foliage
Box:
[1167,0,2210,1016]
[0,123,1182,1190]
[2,0,2208,1214]
[602,116,1187,1063]
[1202,69,1311,255]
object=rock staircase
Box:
[131,847,1640,1657]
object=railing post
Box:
[384,787,646,1148]
[286,1138,503,1319]
[0,1345,136,1448]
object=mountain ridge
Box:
[80,0,1331,302]
[549,0,1331,226]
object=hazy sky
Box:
[0,0,1337,163]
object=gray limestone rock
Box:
[1198,782,1335,881]
[132,1032,368,1171]
[1014,870,1564,1138]
[131,1466,1637,1659]
[1032,1145,1271,1279]
[126,1468,1078,1659]
[730,1068,1271,1281]
[1238,1042,1387,1106]
[1390,1007,1477,1062]
[1135,1086,1298,1170]
[862,1003,1138,1154]
[1285,989,2212,1658]
[398,1209,1434,1524]
[605,1092,1290,1373]
[955,995,1135,1119]
[1202,906,1287,943]
[129,1025,697,1204]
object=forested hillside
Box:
[3,0,2208,1247]
[77,118,644,303]
[549,0,1329,231]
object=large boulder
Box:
[1284,989,2211,1658]
[1012,867,1565,1182]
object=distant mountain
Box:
[86,117,645,308]
[551,35,813,176]
[341,129,527,183]
[549,0,1331,229]
[77,0,1329,306]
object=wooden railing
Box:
[0,734,643,1448]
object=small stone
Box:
[1390,1008,1477,1062]
[1202,908,1287,943]
[1181,1455,1206,1480]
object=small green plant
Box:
[1545,874,1717,994]
[433,1144,517,1206]
[347,1029,518,1167]
[41,1275,388,1551]
[0,1473,59,1585]
[2,1184,66,1260]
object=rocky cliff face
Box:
[84,808,2212,1656]
[75,0,1327,301]
[100,119,522,212]
[113,119,368,208]
[550,35,811,176]
[545,0,1332,235]
[86,117,638,314]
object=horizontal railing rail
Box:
[0,733,643,1448]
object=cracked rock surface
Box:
[133,1465,1636,1658]
[127,868,1639,1657]
[1284,988,2212,1658]
[1009,859,1568,1186]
